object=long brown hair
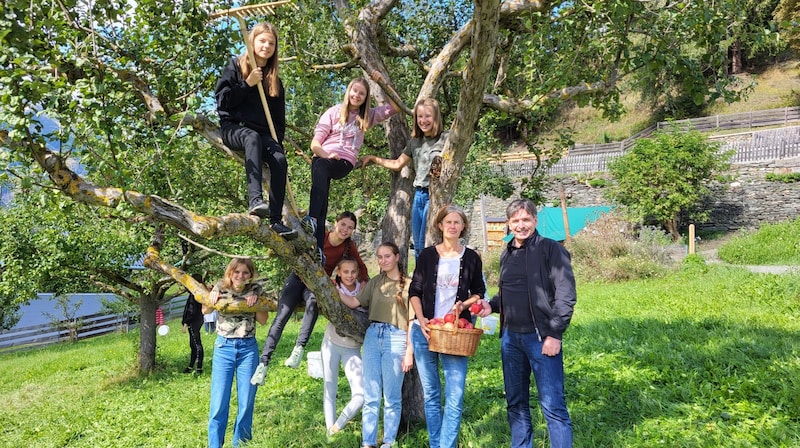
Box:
[237,22,280,97]
[219,258,256,291]
[378,242,407,307]
[338,78,371,131]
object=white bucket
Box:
[479,315,498,335]
[307,351,323,379]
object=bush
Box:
[568,212,674,282]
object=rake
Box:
[209,1,295,143]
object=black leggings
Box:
[308,157,353,247]
[221,122,288,224]
[187,321,204,369]
[259,273,319,365]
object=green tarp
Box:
[536,206,613,241]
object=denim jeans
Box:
[501,330,572,448]
[309,157,354,248]
[361,322,407,447]
[411,324,468,448]
[411,187,430,260]
[221,122,288,224]
[260,273,319,364]
[208,335,260,448]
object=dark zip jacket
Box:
[489,231,576,340]
[215,57,286,143]
[409,245,486,321]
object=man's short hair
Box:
[506,198,538,219]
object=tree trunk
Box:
[138,293,158,374]
[731,41,743,74]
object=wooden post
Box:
[560,186,571,244]
[688,224,696,255]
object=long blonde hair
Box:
[237,22,280,97]
[219,258,256,291]
[412,98,443,138]
[338,77,371,131]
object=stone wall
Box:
[467,156,800,252]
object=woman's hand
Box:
[245,66,262,87]
[209,289,220,305]
[418,317,432,341]
[359,155,376,168]
[245,294,258,307]
[369,69,384,83]
[402,350,415,372]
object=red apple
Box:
[469,302,483,314]
[463,322,474,329]
[443,313,456,324]
[458,318,470,328]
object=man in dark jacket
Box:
[479,198,576,448]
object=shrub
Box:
[568,212,675,282]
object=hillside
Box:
[554,59,800,145]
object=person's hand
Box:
[359,155,376,168]
[369,69,383,83]
[181,325,187,334]
[402,351,414,372]
[209,289,220,305]
[245,66,263,87]
[245,294,258,307]
[542,336,562,357]
[476,299,492,317]
[327,152,341,160]
[418,318,431,340]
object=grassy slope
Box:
[556,59,800,145]
[1,263,798,447]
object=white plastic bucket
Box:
[479,315,498,335]
[307,351,323,379]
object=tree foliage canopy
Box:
[606,129,732,240]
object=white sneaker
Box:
[250,362,268,386]
[284,346,304,368]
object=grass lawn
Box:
[1,262,798,447]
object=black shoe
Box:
[270,222,298,240]
[183,367,194,374]
[195,369,203,375]
[248,198,270,219]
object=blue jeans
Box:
[361,322,407,447]
[411,324,468,448]
[501,330,572,448]
[411,187,430,260]
[208,335,260,448]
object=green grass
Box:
[718,217,800,265]
[1,263,799,447]
[553,59,800,145]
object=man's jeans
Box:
[501,330,572,448]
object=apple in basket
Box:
[427,317,444,329]
[443,322,455,330]
[443,313,456,324]
[457,318,470,329]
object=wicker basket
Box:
[428,326,484,357]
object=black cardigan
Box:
[408,245,486,321]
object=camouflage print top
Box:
[213,281,262,339]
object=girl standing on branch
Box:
[360,98,448,259]
[215,22,297,240]
[304,73,398,250]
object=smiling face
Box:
[438,211,465,241]
[347,80,369,110]
[415,105,436,137]
[332,217,356,242]
[252,31,276,65]
[508,209,537,247]
[338,260,359,289]
[230,263,253,291]
[376,245,400,274]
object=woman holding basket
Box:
[408,204,486,448]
